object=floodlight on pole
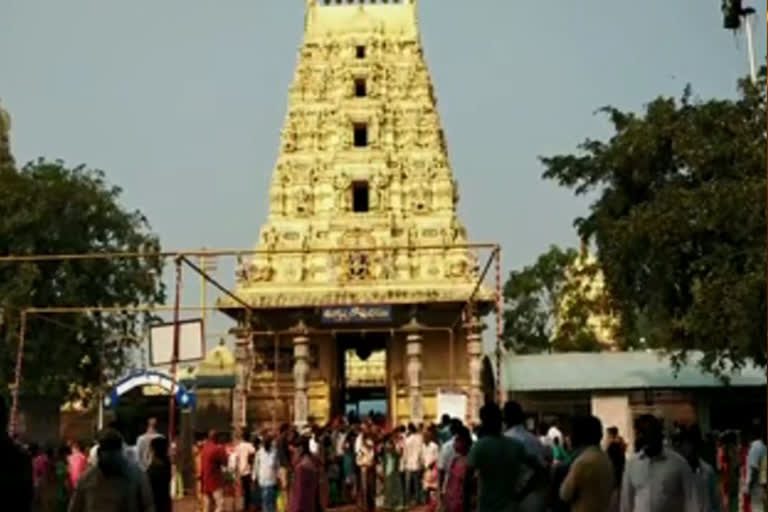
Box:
[722,1,758,85]
[722,0,744,29]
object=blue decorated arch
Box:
[104,370,195,410]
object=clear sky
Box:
[1,1,764,340]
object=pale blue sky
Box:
[1,1,764,331]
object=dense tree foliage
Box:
[502,245,605,354]
[0,104,13,175]
[0,159,165,402]
[541,71,767,374]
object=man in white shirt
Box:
[335,427,347,459]
[422,429,440,469]
[438,419,462,488]
[675,426,721,512]
[88,441,138,467]
[547,422,563,447]
[504,402,548,466]
[253,435,279,512]
[403,423,424,506]
[504,401,549,512]
[135,417,160,470]
[309,429,320,456]
[232,430,256,512]
[746,426,767,511]
[620,415,699,512]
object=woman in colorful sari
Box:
[382,434,404,511]
[718,432,741,512]
[289,436,322,512]
[443,426,473,512]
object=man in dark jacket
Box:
[0,395,33,512]
[68,428,155,512]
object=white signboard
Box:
[437,390,467,422]
[150,319,204,366]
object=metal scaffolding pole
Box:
[9,311,27,437]
[168,257,183,442]
[0,242,499,263]
[495,247,503,405]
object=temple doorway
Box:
[336,332,388,422]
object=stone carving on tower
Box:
[226,0,493,310]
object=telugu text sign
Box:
[320,305,392,324]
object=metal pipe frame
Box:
[0,243,498,263]
[7,242,501,432]
[168,258,183,442]
[495,246,504,404]
[9,311,26,436]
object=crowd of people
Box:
[2,390,767,512]
[196,402,767,512]
[0,395,172,512]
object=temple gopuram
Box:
[218,0,495,429]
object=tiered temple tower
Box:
[219,0,493,428]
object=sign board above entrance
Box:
[321,305,392,324]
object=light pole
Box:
[722,1,758,84]
[199,250,218,345]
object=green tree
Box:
[0,159,165,402]
[541,70,767,374]
[0,102,13,174]
[502,245,604,353]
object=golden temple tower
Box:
[555,244,620,350]
[220,0,493,428]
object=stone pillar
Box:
[406,331,424,424]
[232,338,251,430]
[292,323,310,429]
[466,320,483,426]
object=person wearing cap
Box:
[68,428,155,512]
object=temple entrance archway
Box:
[335,332,389,422]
